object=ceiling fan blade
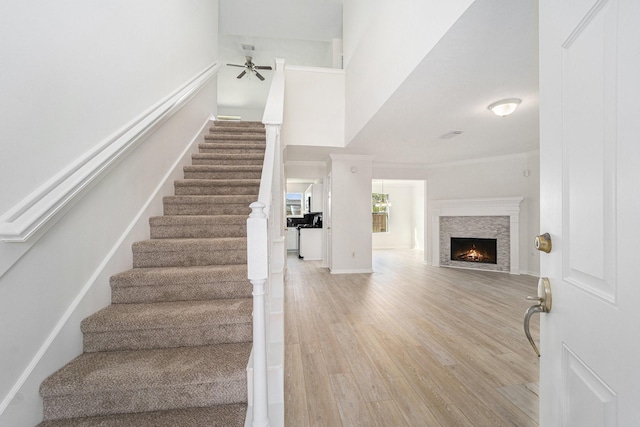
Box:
[227,64,246,68]
[255,66,273,70]
[236,70,247,79]
[255,71,265,81]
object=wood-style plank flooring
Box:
[284,249,540,426]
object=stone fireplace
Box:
[431,197,523,274]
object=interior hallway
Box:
[284,249,539,426]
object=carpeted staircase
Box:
[38,121,265,426]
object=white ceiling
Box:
[219,0,539,167]
[219,0,343,42]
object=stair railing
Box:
[247,58,286,427]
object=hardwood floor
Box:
[284,249,540,426]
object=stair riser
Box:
[201,142,265,148]
[174,186,259,196]
[210,126,265,133]
[198,147,264,155]
[213,121,263,128]
[207,137,265,143]
[164,204,252,216]
[42,380,247,421]
[38,404,247,427]
[133,249,246,268]
[84,323,252,352]
[111,281,252,304]
[183,171,262,179]
[150,224,246,239]
[205,130,267,135]
[205,135,266,142]
[192,158,263,166]
[184,165,262,172]
[162,196,255,216]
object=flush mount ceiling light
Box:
[488,98,521,117]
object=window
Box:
[372,193,390,233]
[286,193,303,217]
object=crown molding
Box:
[372,149,539,171]
[426,150,539,169]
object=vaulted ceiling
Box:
[218,0,539,167]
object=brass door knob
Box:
[535,233,552,253]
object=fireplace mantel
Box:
[431,197,524,274]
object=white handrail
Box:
[247,58,286,427]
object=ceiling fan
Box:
[227,56,273,81]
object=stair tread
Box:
[38,403,246,427]
[81,299,252,333]
[40,342,252,397]
[110,265,249,289]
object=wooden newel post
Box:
[247,202,270,427]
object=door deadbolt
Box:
[523,277,552,357]
[535,233,552,253]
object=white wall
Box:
[371,181,421,249]
[526,152,541,276]
[329,154,373,273]
[413,181,426,251]
[216,106,265,122]
[219,0,342,43]
[286,183,311,195]
[0,1,218,216]
[0,2,219,425]
[285,161,328,181]
[282,66,345,148]
[343,0,473,143]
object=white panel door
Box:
[539,0,640,425]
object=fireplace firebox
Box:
[450,237,497,264]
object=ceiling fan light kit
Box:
[488,98,521,117]
[227,56,273,81]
